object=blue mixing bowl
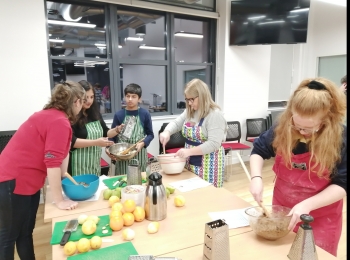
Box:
[62,174,100,201]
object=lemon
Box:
[77,214,88,225]
[86,215,100,224]
[81,220,96,235]
[63,241,76,256]
[147,221,160,234]
[166,186,175,194]
[122,228,135,241]
[90,236,102,250]
[76,238,90,253]
[174,195,185,207]
[166,188,170,199]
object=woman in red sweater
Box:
[0,81,85,260]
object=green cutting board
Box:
[103,175,146,190]
[50,215,112,245]
[67,242,138,260]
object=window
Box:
[138,0,216,12]
[46,1,216,117]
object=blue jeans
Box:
[0,179,40,260]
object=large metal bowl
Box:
[107,142,137,161]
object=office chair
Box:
[221,121,251,181]
[158,122,186,154]
[0,130,16,154]
[246,118,267,143]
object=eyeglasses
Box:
[290,117,322,135]
[185,96,198,103]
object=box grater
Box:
[127,159,142,185]
[287,214,318,260]
[120,116,137,140]
[203,219,230,260]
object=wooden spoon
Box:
[258,200,271,218]
[162,143,166,154]
[120,137,146,155]
[64,172,89,187]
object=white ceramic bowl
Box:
[157,153,186,174]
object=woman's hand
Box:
[105,147,117,160]
[249,176,264,204]
[287,201,313,230]
[175,148,191,158]
[56,199,78,210]
[96,137,114,147]
[159,131,170,146]
[136,142,145,152]
[115,124,125,135]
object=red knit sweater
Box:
[0,109,72,195]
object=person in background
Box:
[107,83,154,174]
[69,80,118,176]
[102,85,111,113]
[94,83,102,108]
[0,81,85,260]
[339,75,347,94]
[159,79,227,188]
[249,77,347,256]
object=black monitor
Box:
[229,0,311,46]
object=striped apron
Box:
[182,118,225,188]
[70,121,102,176]
[115,108,147,175]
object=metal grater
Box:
[120,116,137,140]
[203,219,230,260]
[287,214,318,260]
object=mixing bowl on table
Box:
[157,153,186,174]
[62,174,99,201]
[107,143,138,161]
[245,205,292,241]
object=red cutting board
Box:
[50,215,112,245]
[67,242,138,260]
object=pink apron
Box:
[272,152,343,256]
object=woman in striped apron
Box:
[159,79,227,187]
[69,80,118,176]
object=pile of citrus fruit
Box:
[63,236,102,256]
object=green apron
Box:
[115,108,147,175]
[71,121,103,176]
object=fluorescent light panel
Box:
[48,20,96,28]
[174,32,203,38]
[126,37,143,42]
[139,45,166,50]
[49,39,65,43]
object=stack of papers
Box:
[208,208,250,229]
[169,177,212,192]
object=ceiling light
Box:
[174,31,203,38]
[118,45,122,48]
[74,64,94,67]
[49,39,65,43]
[48,20,96,28]
[94,43,106,47]
[49,34,52,36]
[139,45,166,50]
[126,37,143,42]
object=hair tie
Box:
[308,80,326,90]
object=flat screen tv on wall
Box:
[229,0,311,46]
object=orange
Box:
[111,202,124,212]
[123,199,136,213]
[133,206,145,222]
[110,210,123,219]
[108,195,120,207]
[122,212,135,226]
[109,216,124,231]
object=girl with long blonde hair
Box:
[249,77,347,256]
[159,79,227,187]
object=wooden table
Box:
[49,170,337,259]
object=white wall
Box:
[0,0,346,164]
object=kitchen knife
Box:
[60,219,78,246]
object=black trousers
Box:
[0,179,40,260]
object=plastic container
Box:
[121,185,146,207]
[61,174,99,201]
